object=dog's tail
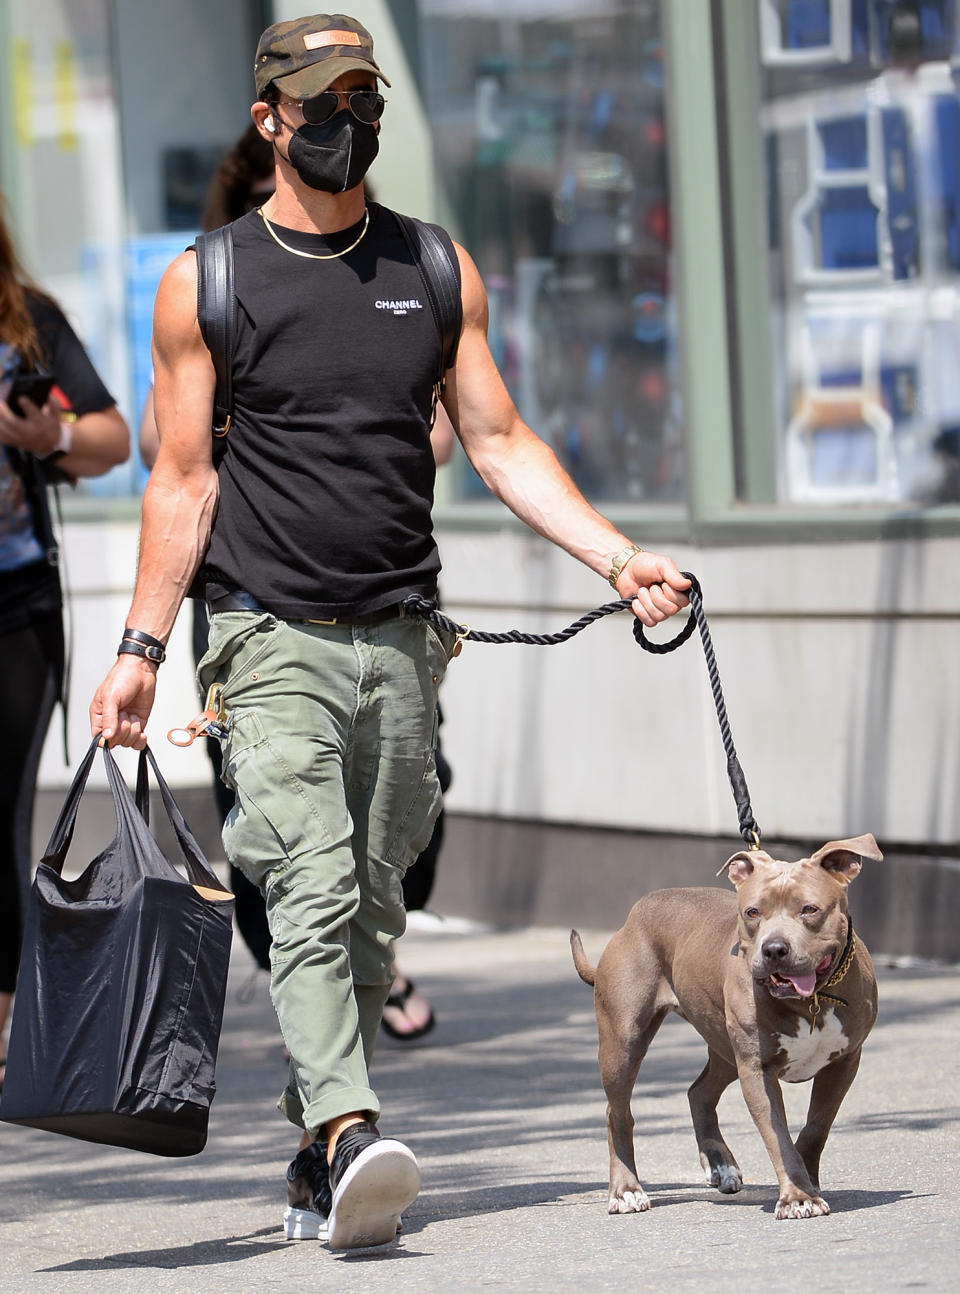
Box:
[570,929,596,986]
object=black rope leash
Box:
[402,571,761,849]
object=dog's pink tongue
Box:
[788,973,817,997]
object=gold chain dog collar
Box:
[808,923,857,1033]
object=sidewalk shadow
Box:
[40,1224,431,1272]
[646,1184,921,1217]
[40,1226,290,1273]
[398,1180,920,1232]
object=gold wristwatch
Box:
[607,542,644,590]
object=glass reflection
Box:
[421,0,683,504]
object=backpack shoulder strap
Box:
[392,211,462,392]
[194,225,235,437]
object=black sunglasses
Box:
[297,88,386,126]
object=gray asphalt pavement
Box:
[0,919,957,1294]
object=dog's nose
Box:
[762,936,791,963]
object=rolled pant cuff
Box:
[297,1088,382,1140]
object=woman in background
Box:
[0,196,129,1088]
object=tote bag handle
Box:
[41,736,228,897]
[136,745,228,894]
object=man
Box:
[90,13,689,1251]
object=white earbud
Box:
[265,118,276,133]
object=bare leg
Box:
[381,951,434,1038]
[326,1113,368,1162]
[296,1109,367,1159]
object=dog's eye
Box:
[800,904,820,916]
[743,907,760,920]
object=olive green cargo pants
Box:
[198,609,455,1138]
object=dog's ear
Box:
[720,851,762,886]
[810,833,883,885]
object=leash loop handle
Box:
[630,571,701,655]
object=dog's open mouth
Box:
[761,955,834,999]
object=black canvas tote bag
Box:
[0,738,234,1156]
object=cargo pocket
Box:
[196,610,280,705]
[221,711,349,862]
[219,709,355,957]
[383,678,443,871]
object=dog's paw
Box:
[775,1193,830,1220]
[706,1163,743,1194]
[608,1189,651,1214]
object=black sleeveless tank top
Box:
[201,202,455,620]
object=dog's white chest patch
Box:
[775,1012,848,1082]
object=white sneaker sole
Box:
[327,1140,420,1251]
[283,1206,328,1241]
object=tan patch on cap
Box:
[304,29,362,49]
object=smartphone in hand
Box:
[5,372,55,417]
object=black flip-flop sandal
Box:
[380,978,435,1041]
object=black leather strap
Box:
[117,639,165,664]
[392,212,462,388]
[195,225,235,436]
[123,627,165,651]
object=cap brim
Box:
[271,55,391,98]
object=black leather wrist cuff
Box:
[123,627,166,652]
[117,639,165,665]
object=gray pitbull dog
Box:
[571,834,882,1220]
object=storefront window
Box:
[0,0,265,500]
[420,0,683,505]
[760,0,960,505]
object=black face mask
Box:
[286,111,379,193]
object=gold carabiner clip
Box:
[205,682,226,725]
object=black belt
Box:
[206,589,407,627]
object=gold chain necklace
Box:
[259,207,369,260]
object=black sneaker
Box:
[326,1120,420,1250]
[283,1140,331,1240]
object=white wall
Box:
[40,517,960,849]
[434,528,960,845]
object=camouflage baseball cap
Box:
[254,14,391,98]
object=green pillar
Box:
[715,0,777,503]
[662,0,736,522]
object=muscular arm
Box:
[89,251,219,747]
[138,385,160,470]
[441,245,688,624]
